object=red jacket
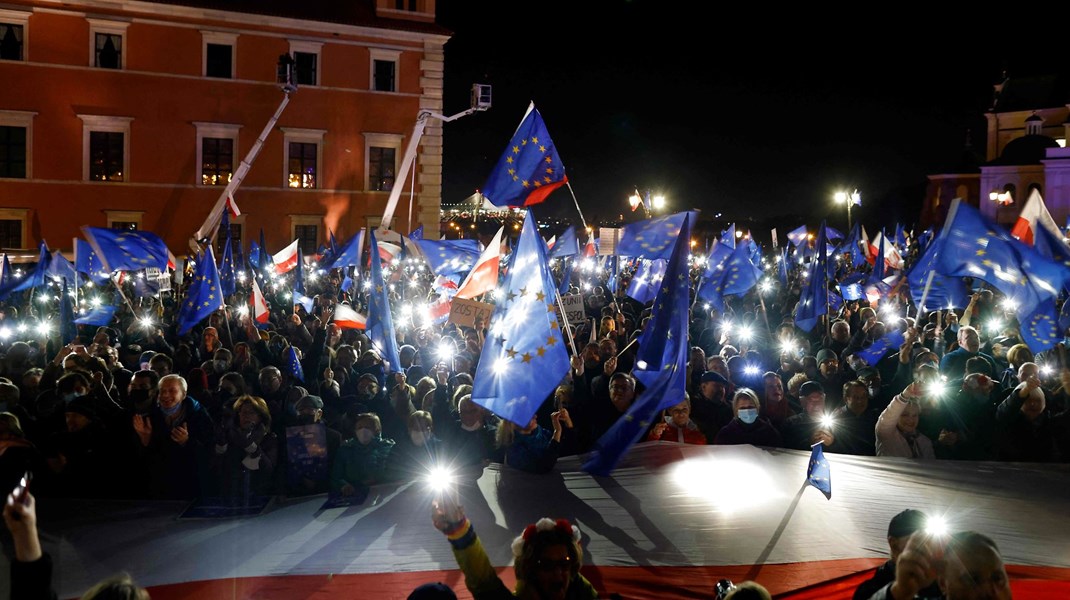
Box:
[647,421,707,445]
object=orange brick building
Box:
[0,0,449,259]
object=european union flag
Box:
[482,102,568,207]
[908,233,967,311]
[82,227,168,273]
[824,226,844,241]
[367,231,402,373]
[293,247,314,313]
[697,241,761,312]
[838,283,865,301]
[249,241,261,270]
[894,223,907,249]
[417,239,480,276]
[778,247,789,286]
[835,222,869,268]
[626,259,667,304]
[329,229,340,256]
[868,231,886,286]
[557,257,574,296]
[549,226,580,259]
[0,241,49,300]
[583,214,691,476]
[786,225,809,247]
[617,211,699,261]
[1033,222,1070,278]
[177,247,223,336]
[471,213,570,427]
[47,251,77,284]
[806,443,832,500]
[720,224,736,248]
[75,239,110,284]
[857,328,905,366]
[795,222,829,332]
[284,345,304,383]
[324,231,365,271]
[74,305,118,327]
[409,226,424,241]
[130,270,162,298]
[219,235,236,297]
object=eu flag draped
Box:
[366,231,402,373]
[471,213,569,427]
[583,215,691,476]
[0,241,50,300]
[324,231,365,271]
[482,102,568,207]
[74,305,118,327]
[417,239,480,276]
[219,236,236,298]
[857,328,906,366]
[177,247,223,336]
[807,443,832,500]
[617,211,699,261]
[795,223,829,332]
[284,345,304,383]
[82,227,169,273]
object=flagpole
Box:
[111,275,138,317]
[565,182,588,232]
[554,289,578,356]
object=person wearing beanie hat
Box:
[852,509,942,600]
[815,349,846,408]
[779,380,840,452]
[692,370,734,442]
[408,582,457,600]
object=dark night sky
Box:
[435,2,1067,236]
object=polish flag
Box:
[868,232,903,270]
[332,303,367,330]
[251,278,270,325]
[428,297,452,324]
[455,227,504,299]
[583,236,596,257]
[226,193,241,218]
[273,240,300,274]
[1010,189,1060,246]
[546,235,557,251]
[860,225,873,260]
[377,241,402,266]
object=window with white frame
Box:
[0,110,34,179]
[369,48,400,92]
[290,215,320,254]
[105,210,143,231]
[202,31,237,79]
[0,208,28,249]
[215,215,244,257]
[0,9,29,61]
[282,128,325,189]
[88,19,129,70]
[79,114,132,182]
[288,40,322,87]
[194,122,240,186]
[364,132,402,192]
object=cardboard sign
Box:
[286,423,329,491]
[598,227,621,256]
[557,293,586,326]
[145,267,171,292]
[447,297,495,329]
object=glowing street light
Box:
[834,189,860,230]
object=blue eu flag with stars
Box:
[549,226,580,259]
[177,247,223,336]
[471,213,570,427]
[75,239,110,284]
[324,231,365,272]
[482,102,568,207]
[367,231,402,373]
[417,239,480,276]
[697,241,761,311]
[81,227,169,273]
[857,328,905,366]
[284,345,304,383]
[807,443,832,500]
[625,259,667,304]
[617,211,699,261]
[795,223,830,332]
[583,215,692,476]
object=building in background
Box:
[922,70,1070,229]
[0,0,448,259]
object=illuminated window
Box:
[111,221,137,231]
[369,48,400,92]
[282,128,325,189]
[195,122,240,186]
[88,20,128,70]
[105,210,143,231]
[79,114,132,182]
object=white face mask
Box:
[356,428,375,445]
[461,421,483,432]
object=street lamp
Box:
[651,195,666,211]
[834,189,860,230]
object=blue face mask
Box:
[738,408,759,425]
[160,402,182,417]
[63,392,81,404]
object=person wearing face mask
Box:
[126,369,159,416]
[213,395,276,499]
[647,396,706,444]
[714,388,783,447]
[210,372,245,424]
[207,348,232,388]
[330,412,395,497]
[387,410,444,482]
[131,374,215,499]
[284,395,342,496]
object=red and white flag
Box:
[546,235,557,251]
[860,225,872,260]
[583,236,596,257]
[1010,189,1060,245]
[332,303,367,330]
[226,193,241,218]
[455,227,504,299]
[250,278,270,325]
[377,241,402,267]
[273,240,300,274]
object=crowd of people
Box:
[0,221,1059,598]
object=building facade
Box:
[921,72,1070,229]
[0,0,449,259]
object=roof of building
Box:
[143,0,451,36]
[989,134,1061,166]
